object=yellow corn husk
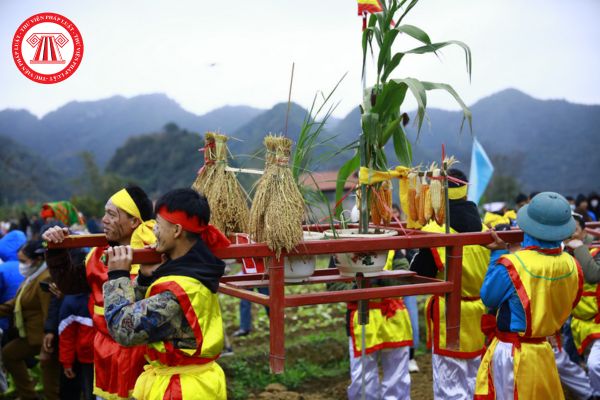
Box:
[399,176,409,221]
[430,168,442,214]
[370,181,392,226]
[435,188,446,225]
[382,181,392,225]
[418,177,428,226]
[370,189,381,226]
[407,172,420,228]
[424,184,433,222]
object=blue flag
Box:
[467,138,494,204]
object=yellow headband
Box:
[109,189,156,262]
[110,189,142,221]
[448,185,468,200]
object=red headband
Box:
[157,206,230,251]
[158,206,206,234]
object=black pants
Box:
[60,361,94,400]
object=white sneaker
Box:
[408,358,420,373]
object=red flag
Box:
[358,0,383,15]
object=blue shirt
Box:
[0,261,25,331]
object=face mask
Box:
[591,199,599,208]
[18,262,35,277]
[570,204,576,211]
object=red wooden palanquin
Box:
[213,225,524,373]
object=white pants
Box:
[347,338,410,400]
[588,339,600,394]
[432,353,480,400]
[488,341,516,400]
[554,345,595,400]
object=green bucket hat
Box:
[516,192,575,241]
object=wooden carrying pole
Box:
[45,234,163,264]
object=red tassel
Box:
[362,12,367,31]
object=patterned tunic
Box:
[103,274,196,349]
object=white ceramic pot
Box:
[323,228,397,277]
[284,231,325,283]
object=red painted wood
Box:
[210,230,524,259]
[268,256,286,374]
[445,246,463,350]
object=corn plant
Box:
[336,0,473,232]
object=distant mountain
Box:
[0,135,66,204]
[0,94,263,169]
[330,89,600,195]
[333,107,361,142]
[1,88,598,205]
[105,125,204,197]
[229,102,308,158]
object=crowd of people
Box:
[0,180,597,399]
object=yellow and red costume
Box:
[46,189,156,399]
[132,275,226,399]
[422,221,491,359]
[475,247,583,399]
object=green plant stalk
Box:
[337,0,473,214]
[359,137,369,235]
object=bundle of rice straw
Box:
[206,134,250,235]
[249,135,304,258]
[191,132,217,196]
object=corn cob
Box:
[435,193,445,226]
[416,176,423,225]
[399,175,409,222]
[380,181,392,225]
[408,172,419,221]
[424,184,433,222]
[370,187,381,225]
[370,181,392,226]
[419,176,429,225]
[430,168,442,214]
[407,172,418,226]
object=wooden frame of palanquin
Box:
[215,224,525,373]
[48,223,600,374]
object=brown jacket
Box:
[0,268,52,346]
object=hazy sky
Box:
[1,0,599,118]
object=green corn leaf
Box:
[381,52,405,83]
[396,0,419,24]
[372,79,408,117]
[395,24,432,45]
[377,29,400,76]
[421,81,473,132]
[392,120,412,165]
[392,77,427,133]
[381,116,402,145]
[361,29,374,79]
[335,153,360,217]
[407,40,472,80]
[361,112,381,148]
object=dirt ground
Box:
[248,353,435,400]
[247,352,579,400]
